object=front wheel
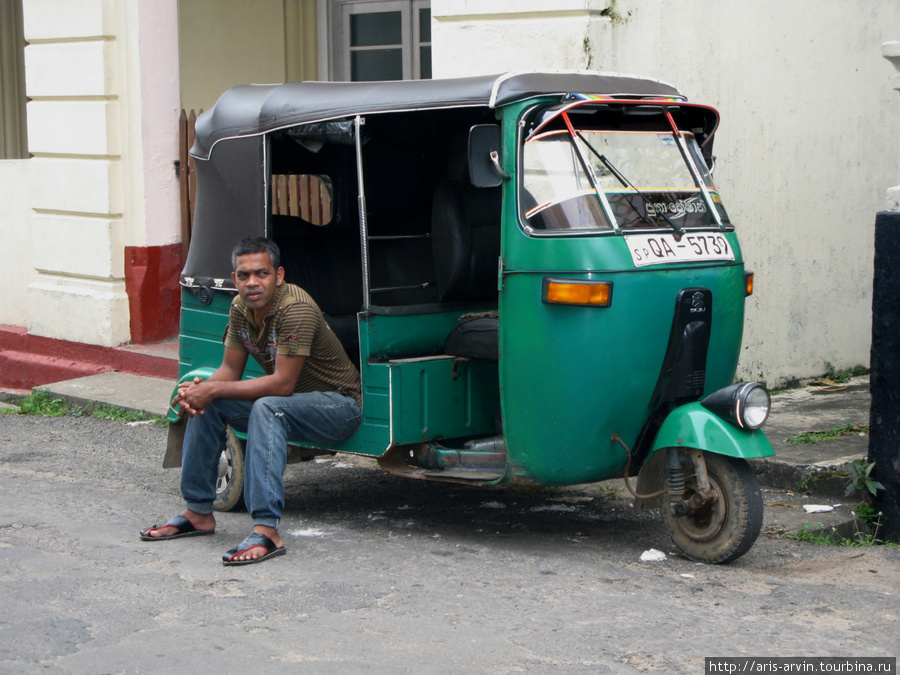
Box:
[662,452,763,564]
[213,426,245,512]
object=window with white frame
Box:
[323,0,431,81]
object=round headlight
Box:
[739,383,771,430]
[701,382,771,430]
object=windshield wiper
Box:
[575,132,686,241]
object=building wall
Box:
[21,0,181,346]
[178,0,287,112]
[3,0,314,348]
[885,42,900,211]
[0,160,33,326]
[432,0,900,385]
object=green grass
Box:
[15,389,71,416]
[823,362,869,384]
[784,521,897,548]
[784,525,849,545]
[6,389,166,426]
[786,423,868,445]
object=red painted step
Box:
[0,324,177,392]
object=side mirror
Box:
[468,124,508,188]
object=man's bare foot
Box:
[141,509,216,539]
[227,525,283,562]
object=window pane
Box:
[352,49,403,81]
[419,7,431,42]
[350,11,402,47]
[521,127,726,232]
[420,46,432,79]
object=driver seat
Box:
[430,134,501,359]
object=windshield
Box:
[521,116,731,233]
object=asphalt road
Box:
[0,414,897,673]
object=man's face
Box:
[231,252,284,317]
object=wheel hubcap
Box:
[674,474,727,542]
[216,450,232,495]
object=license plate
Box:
[624,232,735,267]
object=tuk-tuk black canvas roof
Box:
[191,72,683,160]
[182,72,695,291]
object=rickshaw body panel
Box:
[177,289,265,381]
[498,255,748,485]
[494,100,750,485]
[174,305,501,457]
[337,311,500,456]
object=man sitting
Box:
[141,237,362,565]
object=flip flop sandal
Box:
[222,532,286,566]
[140,514,215,541]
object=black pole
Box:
[868,210,900,541]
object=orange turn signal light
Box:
[744,271,754,297]
[543,279,613,307]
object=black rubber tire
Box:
[213,426,245,512]
[662,453,763,564]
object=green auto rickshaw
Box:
[166,72,774,563]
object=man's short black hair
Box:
[232,237,281,271]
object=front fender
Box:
[650,402,774,459]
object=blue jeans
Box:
[180,391,362,529]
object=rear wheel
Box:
[662,452,763,564]
[213,426,245,512]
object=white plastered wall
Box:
[21,0,180,346]
[0,160,33,326]
[885,42,900,212]
[432,0,900,386]
[177,0,287,112]
[129,0,181,249]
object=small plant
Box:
[844,459,884,498]
[595,482,622,497]
[855,502,881,530]
[13,389,166,426]
[782,465,891,547]
[786,423,868,445]
[784,522,895,547]
[16,389,72,417]
[822,362,869,384]
[786,524,845,545]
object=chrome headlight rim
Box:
[735,382,771,429]
[701,382,771,430]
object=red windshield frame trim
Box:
[525,98,720,147]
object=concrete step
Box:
[1,349,109,392]
[750,378,871,499]
[0,324,177,393]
